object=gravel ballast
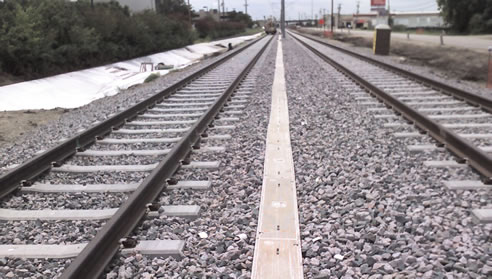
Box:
[283,33,491,278]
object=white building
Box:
[392,11,444,28]
[347,11,444,29]
[94,0,157,13]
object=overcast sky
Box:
[189,0,439,20]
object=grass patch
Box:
[193,28,263,44]
[194,36,213,44]
[144,73,160,83]
[237,28,264,36]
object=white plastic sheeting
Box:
[0,33,262,111]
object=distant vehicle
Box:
[264,20,277,35]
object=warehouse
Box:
[347,11,444,29]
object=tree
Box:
[437,0,492,33]
[0,0,194,79]
[227,11,253,28]
[156,0,189,19]
[0,2,52,75]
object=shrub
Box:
[468,13,484,34]
[392,25,407,32]
[195,17,246,39]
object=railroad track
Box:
[289,30,492,224]
[0,34,273,278]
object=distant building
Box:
[194,9,221,21]
[192,9,245,22]
[392,11,444,28]
[94,0,157,13]
[337,11,444,29]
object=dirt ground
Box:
[0,109,66,147]
[338,34,487,82]
[301,29,489,84]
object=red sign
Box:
[371,0,386,6]
[319,19,325,25]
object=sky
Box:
[188,0,439,20]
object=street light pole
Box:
[281,0,285,38]
[187,0,192,25]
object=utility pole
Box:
[217,0,221,19]
[91,0,93,8]
[188,0,192,25]
[337,3,341,29]
[355,0,360,29]
[244,0,248,16]
[221,0,225,18]
[323,8,326,30]
[330,0,334,33]
[387,0,391,26]
[311,0,313,21]
[281,0,285,38]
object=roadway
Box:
[305,27,492,53]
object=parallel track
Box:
[290,30,492,183]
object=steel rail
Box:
[290,31,492,182]
[0,35,264,199]
[291,30,492,113]
[60,35,274,279]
